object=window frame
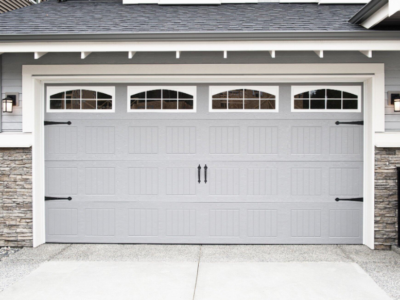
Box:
[291,85,362,113]
[209,86,279,113]
[46,86,115,113]
[127,86,197,113]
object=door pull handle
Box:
[198,165,201,184]
[204,165,208,184]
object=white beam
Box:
[360,50,373,58]
[2,40,400,54]
[269,50,276,58]
[223,51,228,59]
[128,51,136,59]
[314,50,324,58]
[362,3,389,29]
[176,51,180,59]
[34,52,47,60]
[81,52,92,59]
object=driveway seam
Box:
[192,245,202,300]
[337,245,355,263]
[47,244,73,262]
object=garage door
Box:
[45,84,363,244]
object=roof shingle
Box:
[0,0,366,35]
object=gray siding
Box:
[2,51,400,132]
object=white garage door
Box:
[45,84,363,244]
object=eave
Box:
[0,31,399,43]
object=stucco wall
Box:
[0,148,32,247]
[375,147,399,250]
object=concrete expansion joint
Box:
[47,244,73,261]
[192,245,202,300]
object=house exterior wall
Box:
[0,147,32,247]
[375,147,399,250]
[2,51,400,133]
[0,52,399,248]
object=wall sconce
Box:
[2,97,13,113]
[395,99,400,112]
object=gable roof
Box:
[0,0,366,36]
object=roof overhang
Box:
[0,31,400,43]
[350,0,400,29]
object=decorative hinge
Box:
[45,196,72,201]
[335,121,363,126]
[335,197,363,202]
[44,121,72,126]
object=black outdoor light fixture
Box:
[394,99,400,112]
[2,97,13,113]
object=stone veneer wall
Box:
[0,148,32,247]
[375,147,399,250]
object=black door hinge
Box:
[45,196,72,201]
[335,197,363,202]
[44,121,72,126]
[335,121,363,126]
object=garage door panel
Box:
[45,84,363,244]
[45,201,362,244]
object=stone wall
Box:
[375,147,399,250]
[0,148,32,247]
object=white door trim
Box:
[23,63,385,249]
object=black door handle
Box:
[198,165,201,184]
[45,196,72,201]
[204,165,208,184]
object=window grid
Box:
[49,89,113,111]
[130,89,194,111]
[212,89,276,111]
[294,89,359,111]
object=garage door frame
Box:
[22,63,384,248]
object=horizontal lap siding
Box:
[1,51,400,132]
[1,54,22,132]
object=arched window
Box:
[129,86,196,111]
[293,87,360,111]
[47,87,114,112]
[210,87,278,111]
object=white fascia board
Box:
[362,3,389,29]
[0,133,32,148]
[5,40,400,53]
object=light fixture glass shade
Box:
[395,99,400,112]
[2,97,13,113]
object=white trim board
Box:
[4,40,400,53]
[22,63,384,250]
[0,132,32,147]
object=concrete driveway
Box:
[0,245,399,300]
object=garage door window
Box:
[128,86,196,112]
[47,86,115,112]
[209,86,279,112]
[292,86,361,112]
